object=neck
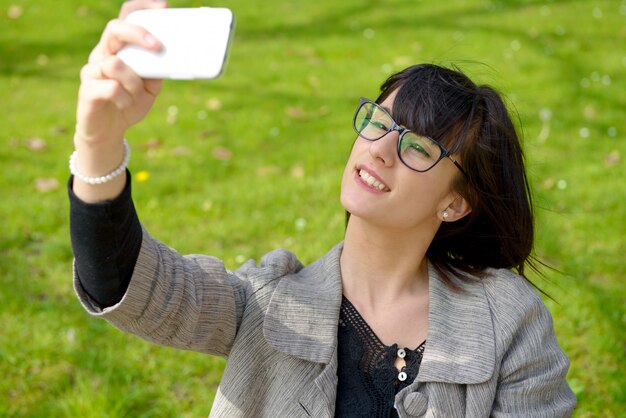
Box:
[340,215,435,307]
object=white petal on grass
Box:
[167,105,178,125]
[557,180,567,190]
[579,127,590,138]
[66,328,76,345]
[537,108,551,143]
[295,218,307,231]
[592,7,603,19]
[539,108,552,121]
[607,127,617,137]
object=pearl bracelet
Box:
[69,140,130,185]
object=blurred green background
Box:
[1,0,624,416]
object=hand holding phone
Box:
[117,7,234,80]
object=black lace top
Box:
[336,296,425,417]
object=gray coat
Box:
[75,231,576,417]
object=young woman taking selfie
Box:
[69,1,576,416]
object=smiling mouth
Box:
[358,169,389,191]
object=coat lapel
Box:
[417,264,496,384]
[263,242,344,365]
[263,242,497,385]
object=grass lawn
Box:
[1,0,624,416]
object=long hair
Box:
[373,64,536,287]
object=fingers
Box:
[88,0,168,63]
[79,67,133,111]
[143,78,163,98]
[119,0,168,19]
[101,56,144,97]
[90,18,160,63]
[79,56,157,110]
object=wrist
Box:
[70,137,130,203]
[70,139,130,185]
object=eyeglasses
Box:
[352,97,467,176]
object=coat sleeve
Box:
[491,289,576,418]
[74,228,250,358]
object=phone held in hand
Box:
[117,7,234,80]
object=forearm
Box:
[69,170,142,307]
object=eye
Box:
[408,143,430,157]
[370,119,389,131]
[401,136,437,160]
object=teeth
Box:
[359,169,386,191]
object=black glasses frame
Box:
[353,97,467,177]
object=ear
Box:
[439,195,472,222]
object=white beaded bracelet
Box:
[69,139,130,185]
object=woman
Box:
[69,1,576,416]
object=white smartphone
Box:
[117,7,234,80]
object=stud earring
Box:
[442,211,449,219]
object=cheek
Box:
[395,173,452,215]
[340,165,359,211]
[340,141,362,184]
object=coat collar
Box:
[263,242,344,364]
[263,242,496,384]
[417,264,496,384]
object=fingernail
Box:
[143,33,158,47]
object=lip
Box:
[354,164,390,193]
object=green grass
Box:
[1,0,624,416]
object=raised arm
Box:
[68,0,168,306]
[72,0,167,203]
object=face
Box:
[340,90,465,231]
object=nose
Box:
[368,129,399,167]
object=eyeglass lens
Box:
[354,101,443,172]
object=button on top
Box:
[397,348,406,358]
[398,371,408,381]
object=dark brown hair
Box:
[374,63,536,287]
